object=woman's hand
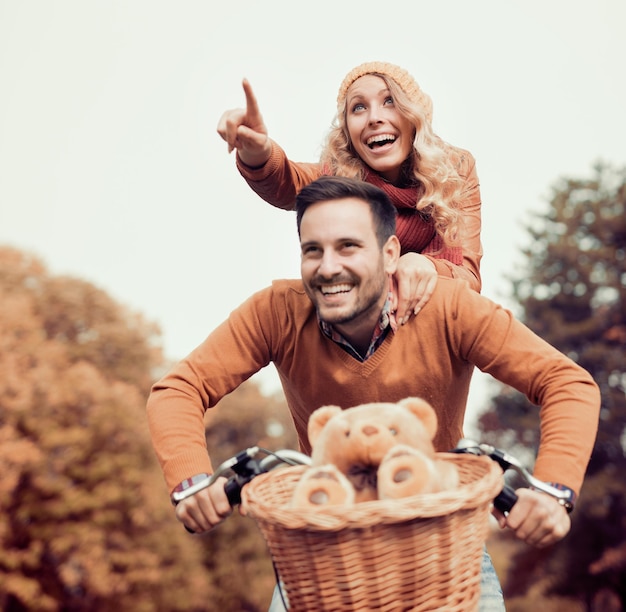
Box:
[392,253,438,324]
[216,79,272,167]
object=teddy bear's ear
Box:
[398,397,438,440]
[308,405,343,446]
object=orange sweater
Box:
[236,141,483,291]
[147,278,599,496]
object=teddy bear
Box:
[291,397,459,508]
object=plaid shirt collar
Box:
[319,280,397,362]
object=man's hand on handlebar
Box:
[174,477,233,534]
[493,488,571,548]
[172,447,312,534]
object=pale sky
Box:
[1,0,625,425]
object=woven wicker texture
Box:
[241,453,503,612]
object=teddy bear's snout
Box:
[361,424,380,437]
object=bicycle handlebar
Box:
[210,446,312,506]
[178,440,568,516]
[451,439,519,513]
[452,438,575,513]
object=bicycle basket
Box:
[241,452,503,612]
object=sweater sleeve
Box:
[146,286,278,492]
[236,140,324,210]
[424,148,483,292]
[448,282,600,495]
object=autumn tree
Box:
[0,247,213,611]
[478,163,626,610]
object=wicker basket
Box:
[241,453,503,612]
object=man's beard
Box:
[308,270,387,326]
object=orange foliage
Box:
[589,541,626,575]
[0,247,213,611]
[0,245,305,611]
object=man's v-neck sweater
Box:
[147,278,600,497]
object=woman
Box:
[217,62,482,324]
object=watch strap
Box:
[170,473,210,506]
[532,481,576,513]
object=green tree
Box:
[479,163,626,609]
[0,247,212,611]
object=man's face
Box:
[299,197,399,335]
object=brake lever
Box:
[223,448,311,506]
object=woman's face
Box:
[345,74,414,184]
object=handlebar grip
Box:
[181,477,244,534]
[224,476,243,507]
[493,484,518,514]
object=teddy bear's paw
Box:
[377,445,438,499]
[290,465,356,508]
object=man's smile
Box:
[320,283,354,296]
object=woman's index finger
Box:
[242,78,261,118]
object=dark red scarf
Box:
[364,172,462,264]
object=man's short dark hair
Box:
[295,176,397,247]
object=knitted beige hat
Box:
[337,61,433,124]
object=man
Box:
[147,176,599,610]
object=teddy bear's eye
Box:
[389,427,398,436]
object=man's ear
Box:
[383,235,401,273]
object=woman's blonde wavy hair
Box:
[319,73,464,247]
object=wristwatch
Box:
[170,473,211,506]
[532,482,577,514]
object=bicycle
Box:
[174,441,573,611]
